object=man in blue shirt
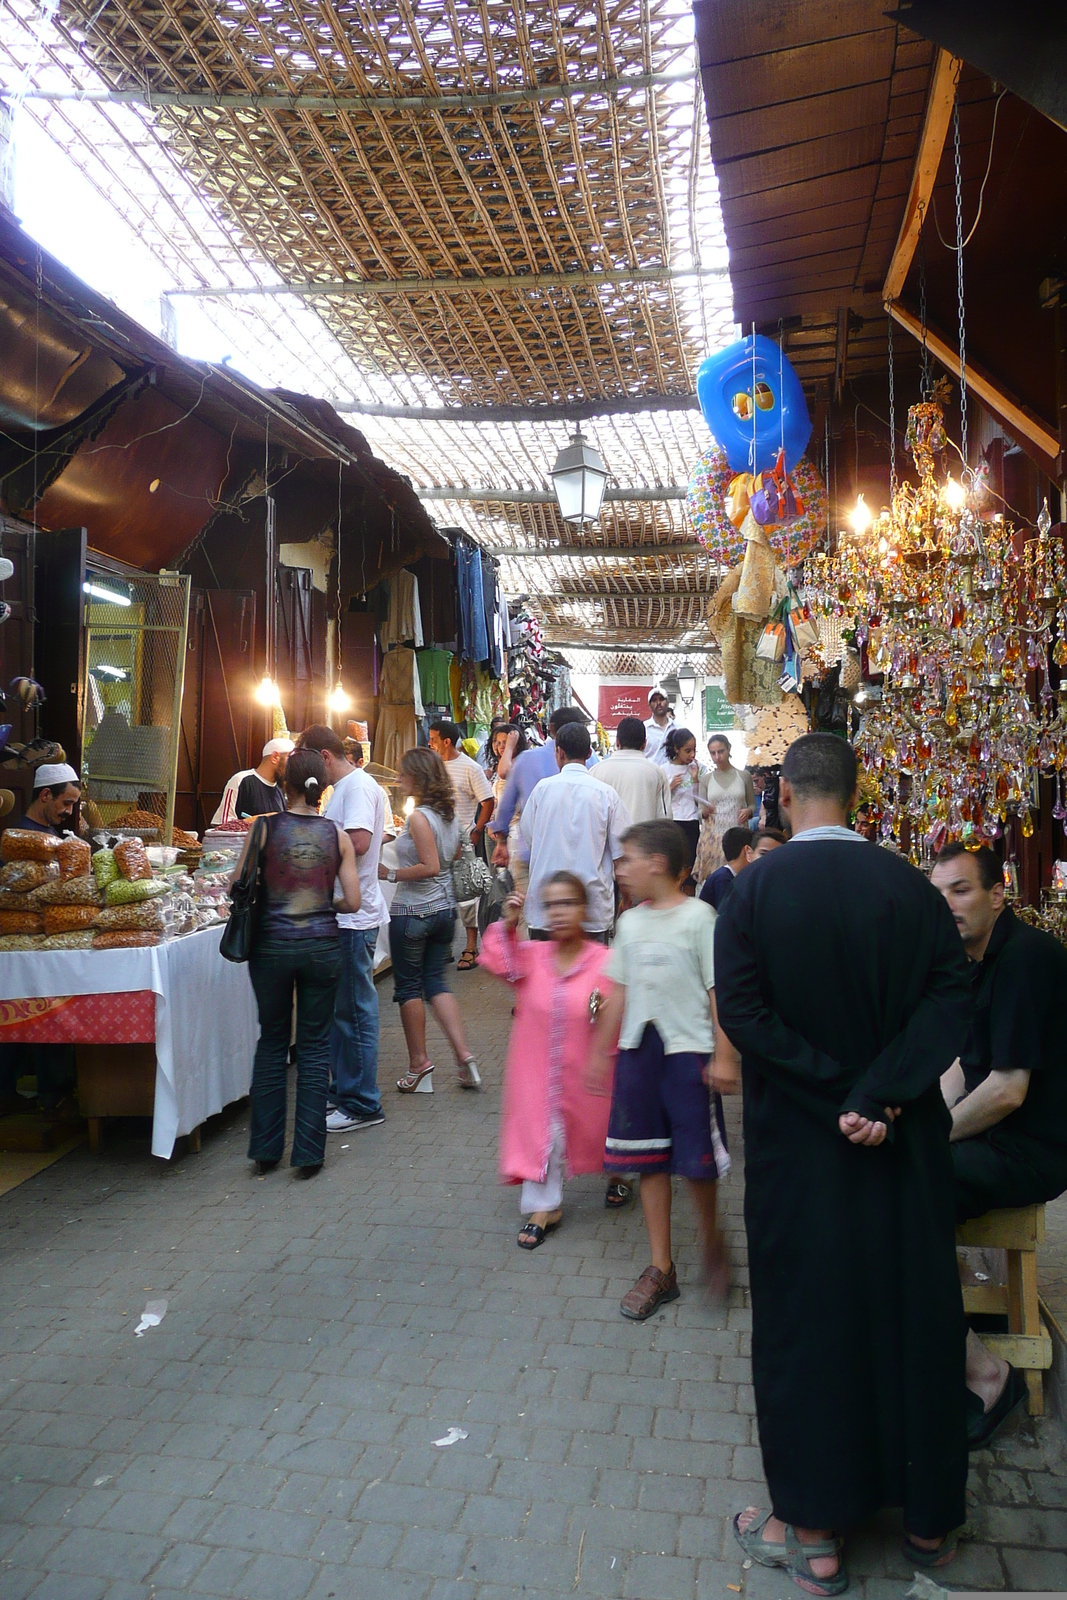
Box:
[488,707,592,883]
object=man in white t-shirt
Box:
[644,689,676,765]
[298,725,387,1133]
[429,718,494,968]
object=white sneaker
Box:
[326,1109,363,1133]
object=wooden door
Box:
[276,565,315,731]
[33,525,87,771]
[176,589,256,833]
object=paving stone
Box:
[25,1576,108,1600]
[1001,1545,1067,1588]
[0,974,1063,1600]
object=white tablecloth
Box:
[1,926,258,1159]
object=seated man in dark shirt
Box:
[234,738,292,820]
[932,841,1067,1446]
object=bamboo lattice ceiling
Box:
[0,0,735,657]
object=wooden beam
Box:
[882,49,961,304]
[334,394,700,422]
[21,69,697,116]
[887,301,1059,462]
[167,266,727,301]
[550,641,720,656]
[419,486,687,503]
[488,543,707,558]
[833,306,849,404]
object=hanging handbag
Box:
[219,816,268,964]
[755,621,786,661]
[451,837,492,903]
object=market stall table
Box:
[0,926,257,1157]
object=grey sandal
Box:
[732,1511,848,1596]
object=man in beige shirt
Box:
[594,717,672,823]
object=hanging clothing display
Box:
[481,554,503,677]
[417,647,453,712]
[380,568,424,650]
[411,553,457,648]
[455,537,490,663]
[451,661,508,731]
[373,645,423,771]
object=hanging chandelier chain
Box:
[952,86,969,468]
[887,313,897,497]
[917,204,932,400]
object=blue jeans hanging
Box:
[456,540,489,663]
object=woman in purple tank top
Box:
[231,747,362,1175]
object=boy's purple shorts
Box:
[604,1023,729,1180]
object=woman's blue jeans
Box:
[248,937,341,1167]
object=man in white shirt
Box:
[298,725,387,1133]
[595,717,672,823]
[644,689,676,765]
[521,720,631,940]
[429,719,494,968]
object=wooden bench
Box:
[956,1203,1052,1415]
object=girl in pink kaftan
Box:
[480,873,617,1249]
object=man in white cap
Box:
[212,740,294,825]
[0,762,81,1116]
[643,689,675,765]
[18,763,81,836]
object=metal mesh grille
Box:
[81,566,191,842]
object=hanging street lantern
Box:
[677,660,698,702]
[550,427,608,524]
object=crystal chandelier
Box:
[803,390,1067,856]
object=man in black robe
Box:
[714,734,971,1589]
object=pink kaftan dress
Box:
[480,920,617,1188]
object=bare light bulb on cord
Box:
[849,494,872,536]
[328,683,352,713]
[942,474,966,511]
[254,675,280,707]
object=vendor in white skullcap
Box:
[19,762,81,837]
[212,738,295,826]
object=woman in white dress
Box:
[695,733,755,885]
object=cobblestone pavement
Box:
[1,963,1065,1600]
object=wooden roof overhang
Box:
[0,212,445,572]
[693,1,1067,484]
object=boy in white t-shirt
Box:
[589,819,733,1321]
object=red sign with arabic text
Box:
[597,684,654,730]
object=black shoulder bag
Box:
[219,816,268,964]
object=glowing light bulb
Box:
[849,494,872,535]
[942,475,966,511]
[328,682,352,713]
[254,675,280,706]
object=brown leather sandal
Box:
[620,1262,679,1321]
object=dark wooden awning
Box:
[693,0,1067,475]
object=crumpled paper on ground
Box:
[134,1298,168,1336]
[433,1426,468,1447]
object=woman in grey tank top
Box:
[380,748,482,1093]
